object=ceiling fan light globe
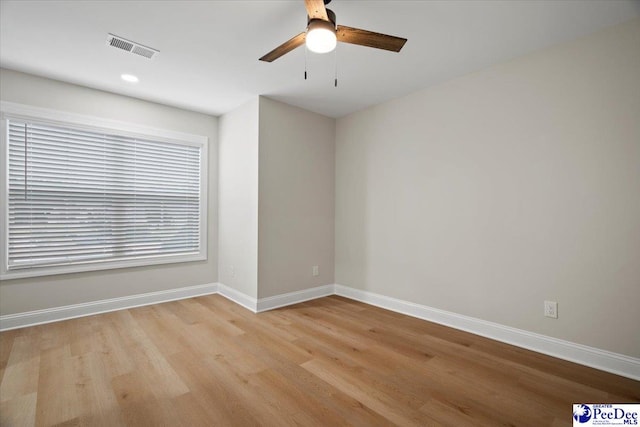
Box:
[306,20,337,54]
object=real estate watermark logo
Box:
[573,404,639,426]
[575,404,593,423]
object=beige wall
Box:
[218,98,260,298]
[335,19,640,357]
[0,68,219,314]
[258,97,335,298]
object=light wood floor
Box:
[0,295,638,426]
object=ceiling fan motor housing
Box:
[308,9,336,27]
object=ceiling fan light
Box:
[306,20,337,54]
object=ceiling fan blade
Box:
[305,0,329,21]
[259,32,306,62]
[336,25,407,52]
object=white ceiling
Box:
[1,0,639,118]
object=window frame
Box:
[0,101,208,280]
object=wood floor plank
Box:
[0,355,40,404]
[424,356,556,426]
[168,350,262,426]
[109,310,189,400]
[0,335,41,405]
[117,398,185,427]
[247,368,342,426]
[1,294,638,427]
[35,344,79,427]
[128,305,194,357]
[0,392,37,427]
[198,351,299,426]
[0,330,19,372]
[68,316,101,357]
[231,330,392,426]
[71,351,126,427]
[187,324,268,375]
[420,398,488,427]
[301,357,434,426]
[187,299,246,337]
[94,320,136,379]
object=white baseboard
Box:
[334,284,640,381]
[2,280,637,380]
[0,282,331,329]
[256,284,335,312]
[0,283,219,331]
[215,283,335,313]
[217,283,258,312]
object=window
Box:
[1,102,208,279]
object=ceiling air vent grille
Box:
[106,34,159,59]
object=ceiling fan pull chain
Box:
[304,45,308,80]
[334,45,338,87]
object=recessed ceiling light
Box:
[120,74,139,83]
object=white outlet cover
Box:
[544,300,558,318]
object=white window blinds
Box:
[3,114,205,277]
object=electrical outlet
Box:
[312,265,319,276]
[230,265,235,278]
[544,300,558,318]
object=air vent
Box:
[106,34,159,59]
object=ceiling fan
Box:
[259,0,407,62]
